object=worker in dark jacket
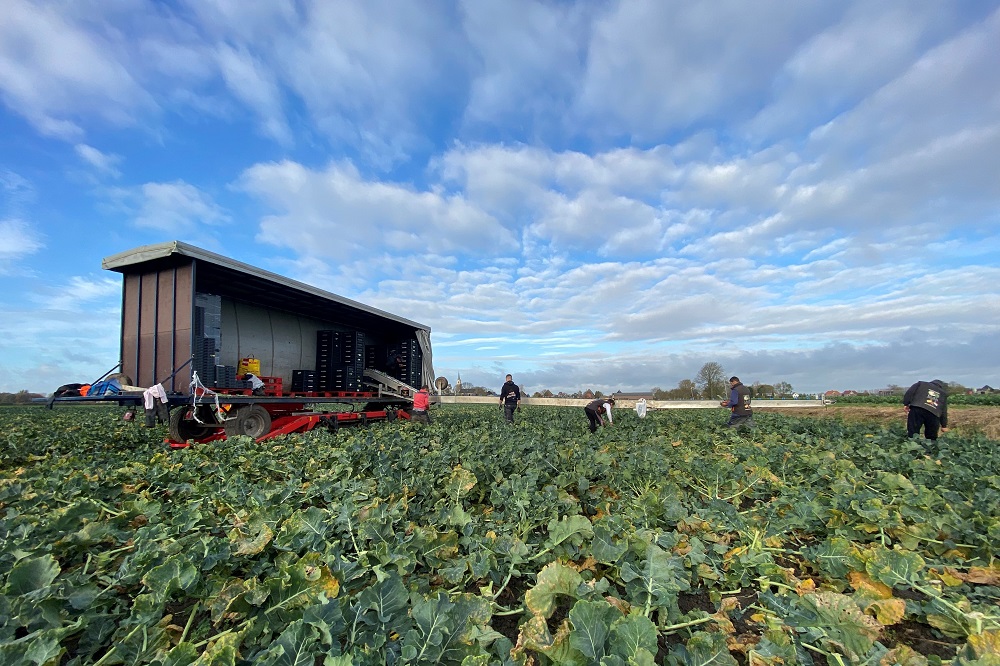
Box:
[499,374,521,424]
[903,379,949,440]
[584,397,614,433]
[720,376,754,429]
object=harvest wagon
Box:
[48,241,434,445]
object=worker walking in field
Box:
[584,396,614,433]
[720,376,754,429]
[411,384,431,424]
[499,374,521,424]
[903,379,948,440]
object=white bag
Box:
[635,398,647,418]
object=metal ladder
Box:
[362,368,418,400]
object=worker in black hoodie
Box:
[903,379,949,440]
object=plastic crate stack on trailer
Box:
[398,338,422,387]
[316,330,366,392]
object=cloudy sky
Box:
[1,0,998,396]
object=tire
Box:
[224,405,272,439]
[169,406,220,442]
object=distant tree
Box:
[754,383,775,398]
[946,381,969,394]
[677,379,698,399]
[594,390,604,398]
[696,362,726,400]
[774,381,793,397]
[0,391,42,405]
[650,386,668,400]
[542,389,553,398]
[582,389,595,399]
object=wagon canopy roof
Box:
[103,241,430,336]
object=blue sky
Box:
[1,0,999,396]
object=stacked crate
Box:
[316,330,366,391]
[291,370,317,393]
[214,365,238,389]
[193,293,222,386]
[398,338,422,388]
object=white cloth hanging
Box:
[143,383,168,410]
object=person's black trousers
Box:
[907,406,941,439]
[585,407,600,432]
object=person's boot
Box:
[156,401,169,424]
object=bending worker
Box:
[903,379,948,440]
[584,396,614,433]
[411,384,431,424]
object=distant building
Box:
[977,385,997,394]
[825,390,841,397]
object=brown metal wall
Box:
[120,264,194,392]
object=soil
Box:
[760,405,1000,440]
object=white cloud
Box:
[0,219,43,273]
[239,160,519,260]
[0,0,153,138]
[0,274,122,392]
[75,144,122,177]
[30,275,121,312]
[215,43,291,144]
[112,181,231,232]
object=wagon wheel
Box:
[169,405,220,442]
[224,405,273,439]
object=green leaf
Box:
[401,593,454,663]
[620,542,690,616]
[866,547,924,588]
[274,508,332,552]
[666,630,738,666]
[568,599,618,661]
[254,620,319,666]
[6,555,60,595]
[608,612,658,663]
[161,642,199,666]
[356,573,409,625]
[547,515,594,549]
[591,523,628,564]
[142,554,200,603]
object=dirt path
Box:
[760,405,1000,440]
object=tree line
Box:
[0,391,45,405]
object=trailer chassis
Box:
[44,389,415,448]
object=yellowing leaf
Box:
[228,522,274,556]
[795,578,816,595]
[879,645,928,666]
[936,568,964,587]
[961,629,1000,661]
[525,561,583,618]
[848,572,893,599]
[867,598,906,626]
[965,567,1000,586]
